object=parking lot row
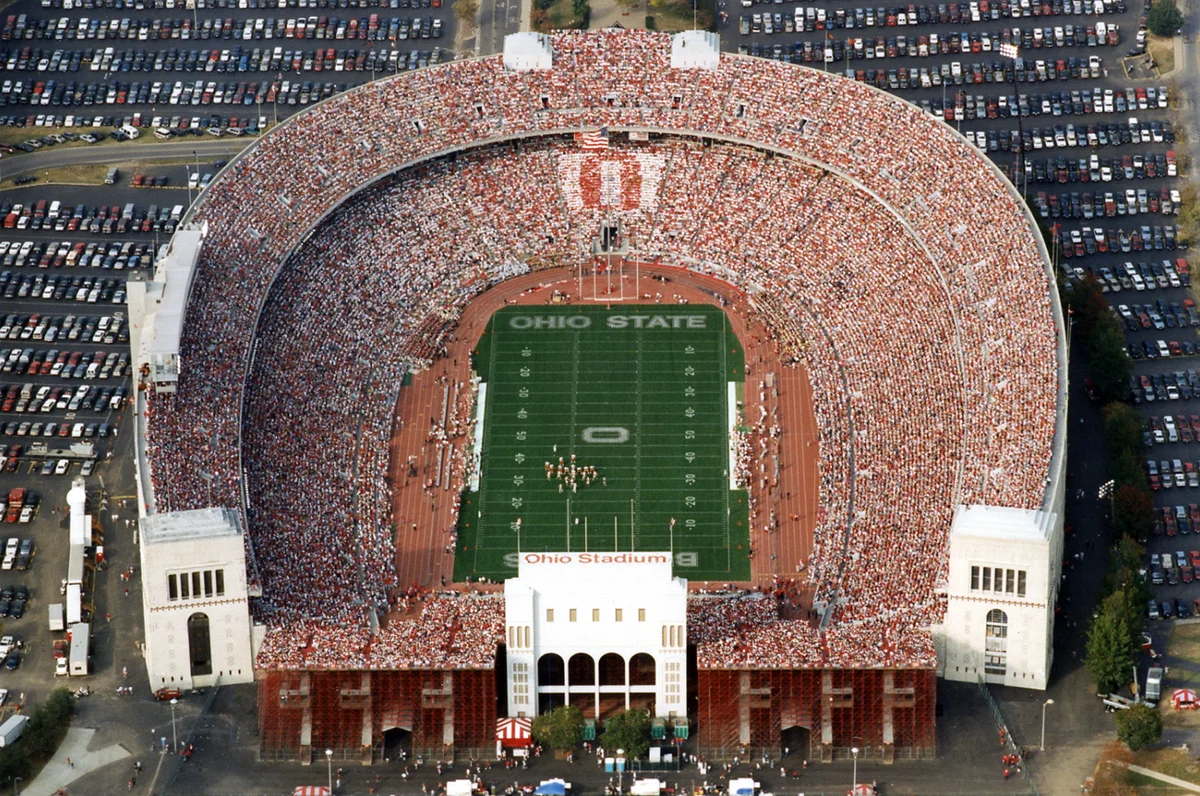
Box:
[1,382,127,415]
[0,200,184,235]
[1055,222,1178,255]
[6,12,443,42]
[740,13,1123,49]
[1025,151,1175,184]
[0,312,129,345]
[1034,187,1179,218]
[0,240,159,270]
[735,0,1123,23]
[1,42,435,74]
[1,274,130,304]
[29,0,444,17]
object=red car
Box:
[154,688,182,701]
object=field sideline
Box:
[453,304,749,582]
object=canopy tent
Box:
[292,788,331,796]
[496,717,533,747]
[534,780,569,795]
[847,785,876,796]
[1173,688,1198,710]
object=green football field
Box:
[453,304,749,582]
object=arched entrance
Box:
[381,727,412,761]
[599,653,625,686]
[780,726,811,758]
[569,653,596,686]
[538,653,565,686]
[629,653,656,686]
[187,613,212,678]
[985,608,1008,681]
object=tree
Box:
[1109,448,1148,492]
[1116,703,1163,750]
[1113,485,1154,542]
[599,709,650,760]
[1087,590,1137,695]
[1103,403,1146,459]
[453,0,479,25]
[1146,0,1183,36]
[532,705,585,752]
[1087,320,1132,403]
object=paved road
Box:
[1,137,253,178]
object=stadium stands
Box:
[141,29,1062,672]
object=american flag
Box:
[577,126,609,151]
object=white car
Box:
[55,658,68,677]
[54,459,70,475]
[0,636,14,657]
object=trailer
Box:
[68,622,89,676]
[48,603,64,632]
[0,715,27,747]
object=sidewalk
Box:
[24,727,131,796]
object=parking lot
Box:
[0,0,458,145]
[721,0,1188,636]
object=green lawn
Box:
[455,304,748,582]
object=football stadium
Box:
[129,28,1068,765]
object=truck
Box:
[1147,667,1163,704]
[0,715,27,747]
[48,603,63,632]
[68,622,89,676]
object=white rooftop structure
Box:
[950,504,1056,542]
[130,223,205,392]
[670,31,720,70]
[503,32,553,71]
[141,507,244,546]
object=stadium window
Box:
[662,626,668,647]
[411,119,426,134]
[735,103,746,118]
[1006,569,1015,594]
[1018,571,1027,597]
[982,567,991,591]
[569,609,577,622]
[473,103,484,118]
[203,570,213,598]
[191,571,202,598]
[540,94,550,109]
[615,608,623,622]
[971,566,980,590]
[215,569,225,596]
[180,574,190,599]
[592,609,600,622]
[168,574,178,601]
[523,627,531,648]
[638,608,646,622]
[546,609,554,622]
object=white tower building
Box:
[139,508,255,691]
[504,552,688,720]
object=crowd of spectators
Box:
[142,29,1060,671]
[256,592,507,670]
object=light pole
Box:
[1040,698,1055,751]
[169,698,179,753]
[850,746,860,792]
[999,42,1028,201]
[325,748,333,794]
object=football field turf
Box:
[454,304,749,582]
